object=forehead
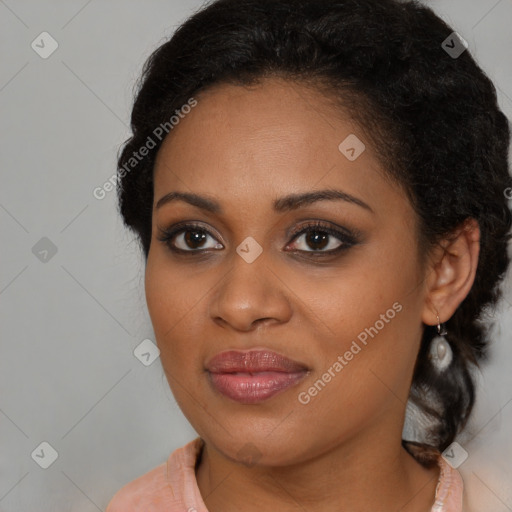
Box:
[152,78,406,220]
[154,79,346,173]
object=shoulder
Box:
[105,461,172,512]
[105,438,204,512]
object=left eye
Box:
[288,228,344,252]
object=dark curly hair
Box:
[115,0,512,467]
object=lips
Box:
[206,349,309,404]
[207,349,308,373]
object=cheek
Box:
[145,258,214,423]
[300,242,419,345]
[144,254,206,367]
[297,237,423,398]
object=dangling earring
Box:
[429,312,452,372]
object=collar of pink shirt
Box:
[106,437,464,512]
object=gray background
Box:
[1,1,511,511]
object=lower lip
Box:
[208,371,307,404]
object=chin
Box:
[197,421,313,467]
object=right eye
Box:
[157,222,224,253]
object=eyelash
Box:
[156,220,359,258]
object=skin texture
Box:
[145,78,480,512]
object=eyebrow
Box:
[155,189,374,214]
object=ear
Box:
[421,218,480,326]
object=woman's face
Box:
[145,77,431,466]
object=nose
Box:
[208,252,293,332]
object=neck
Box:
[196,421,440,512]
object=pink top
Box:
[106,437,464,512]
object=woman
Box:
[106,0,512,510]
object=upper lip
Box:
[206,349,309,373]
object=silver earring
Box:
[429,313,452,372]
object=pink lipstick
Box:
[206,349,309,404]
